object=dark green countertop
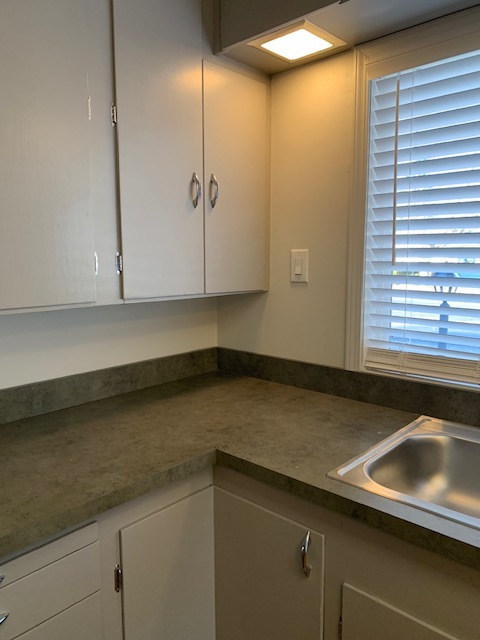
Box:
[2,373,480,567]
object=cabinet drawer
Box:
[0,541,100,640]
[13,591,102,640]
[14,592,102,640]
[0,523,98,588]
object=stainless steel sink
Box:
[328,416,480,529]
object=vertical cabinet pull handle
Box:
[210,174,219,208]
[191,172,202,209]
[0,613,9,626]
[300,531,312,578]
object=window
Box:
[363,48,480,386]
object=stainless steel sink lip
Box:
[327,415,480,531]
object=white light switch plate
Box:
[290,249,308,283]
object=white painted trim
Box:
[344,49,368,372]
[358,5,480,66]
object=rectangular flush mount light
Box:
[262,29,332,60]
[249,20,346,63]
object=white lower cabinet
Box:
[215,487,325,640]
[341,583,459,640]
[120,488,215,640]
[14,593,102,640]
[214,467,480,640]
[98,470,215,640]
[6,469,480,640]
[0,523,101,640]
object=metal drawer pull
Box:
[191,172,202,209]
[300,530,312,577]
[210,174,219,208]
[0,613,9,626]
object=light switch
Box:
[290,249,308,283]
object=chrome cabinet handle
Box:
[191,172,202,209]
[210,174,219,208]
[0,613,9,626]
[300,531,312,577]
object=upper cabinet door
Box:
[203,62,269,294]
[113,0,205,300]
[0,0,95,311]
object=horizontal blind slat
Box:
[371,288,480,306]
[371,184,480,207]
[369,202,480,221]
[374,104,480,139]
[387,233,480,245]
[373,121,480,152]
[372,136,480,165]
[374,51,480,95]
[373,273,480,288]
[372,169,480,195]
[372,153,480,180]
[374,87,480,124]
[373,272,480,283]
[369,299,480,319]
[370,246,480,260]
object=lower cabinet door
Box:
[215,488,325,640]
[119,487,215,640]
[341,584,460,640]
[15,592,102,640]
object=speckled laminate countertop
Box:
[2,373,480,567]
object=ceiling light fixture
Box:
[248,20,347,64]
[261,28,333,61]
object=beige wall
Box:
[0,300,217,389]
[217,51,356,368]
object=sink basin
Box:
[328,416,480,529]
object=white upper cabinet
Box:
[113,0,205,300]
[0,0,269,310]
[204,62,269,294]
[113,0,269,301]
[0,0,96,311]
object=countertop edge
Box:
[3,447,480,571]
[0,451,217,562]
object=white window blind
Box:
[364,49,480,385]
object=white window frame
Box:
[346,5,480,388]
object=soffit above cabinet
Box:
[217,0,480,74]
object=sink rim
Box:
[327,415,480,530]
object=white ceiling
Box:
[223,0,480,74]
